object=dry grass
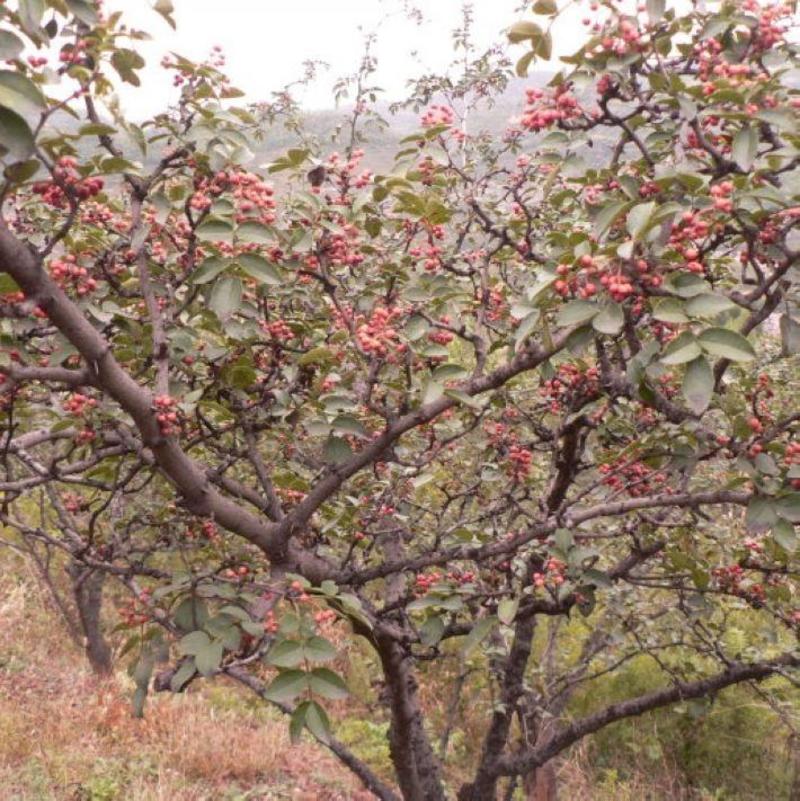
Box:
[0,552,371,801]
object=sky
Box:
[104,0,585,117]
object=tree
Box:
[1,0,800,798]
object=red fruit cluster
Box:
[420,105,455,127]
[357,307,406,360]
[541,363,600,413]
[185,519,220,542]
[428,316,455,346]
[533,557,566,589]
[63,392,97,415]
[508,444,533,480]
[414,571,443,593]
[600,459,668,497]
[118,588,151,627]
[32,156,104,208]
[49,256,98,297]
[58,38,90,65]
[320,223,365,268]
[154,394,180,436]
[262,318,293,341]
[520,86,581,132]
[712,564,765,605]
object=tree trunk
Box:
[67,562,113,676]
[376,636,447,801]
[523,761,558,801]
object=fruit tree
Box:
[1,0,800,799]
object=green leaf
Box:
[0,108,34,160]
[178,630,211,656]
[652,298,688,324]
[664,272,708,298]
[533,0,557,14]
[626,201,656,240]
[556,300,598,327]
[153,0,176,27]
[66,0,99,25]
[507,21,543,43]
[515,51,535,77]
[661,332,701,365]
[4,157,40,183]
[170,659,197,692]
[237,253,282,286]
[303,636,337,663]
[682,356,713,415]
[196,218,234,242]
[0,70,46,118]
[732,125,757,171]
[111,48,145,86]
[209,276,242,320]
[289,701,307,743]
[746,496,777,533]
[684,293,736,317]
[266,639,304,668]
[773,519,797,553]
[593,200,631,240]
[303,700,331,743]
[779,315,800,356]
[422,379,444,405]
[308,668,348,700]
[497,598,519,626]
[776,494,800,523]
[535,31,553,60]
[444,389,483,409]
[132,685,148,719]
[646,0,666,23]
[323,436,352,465]
[191,256,229,284]
[173,597,209,631]
[195,639,224,676]
[514,310,540,352]
[419,615,445,647]
[697,328,755,362]
[462,616,496,657]
[0,31,25,61]
[17,0,45,38]
[264,669,308,703]
[237,221,273,244]
[592,304,624,335]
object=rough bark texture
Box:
[67,562,113,675]
[376,636,447,801]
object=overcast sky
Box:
[104,0,585,116]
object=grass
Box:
[0,552,370,801]
[1,544,795,801]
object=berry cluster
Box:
[261,318,293,341]
[153,394,180,436]
[600,459,669,497]
[356,307,406,360]
[49,256,98,297]
[420,105,455,127]
[63,392,97,416]
[520,86,581,132]
[118,588,152,627]
[712,564,765,605]
[32,156,104,208]
[541,363,600,413]
[508,444,533,480]
[533,557,567,589]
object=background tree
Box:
[1,0,800,799]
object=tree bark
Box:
[376,636,447,801]
[523,761,558,801]
[67,562,113,675]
